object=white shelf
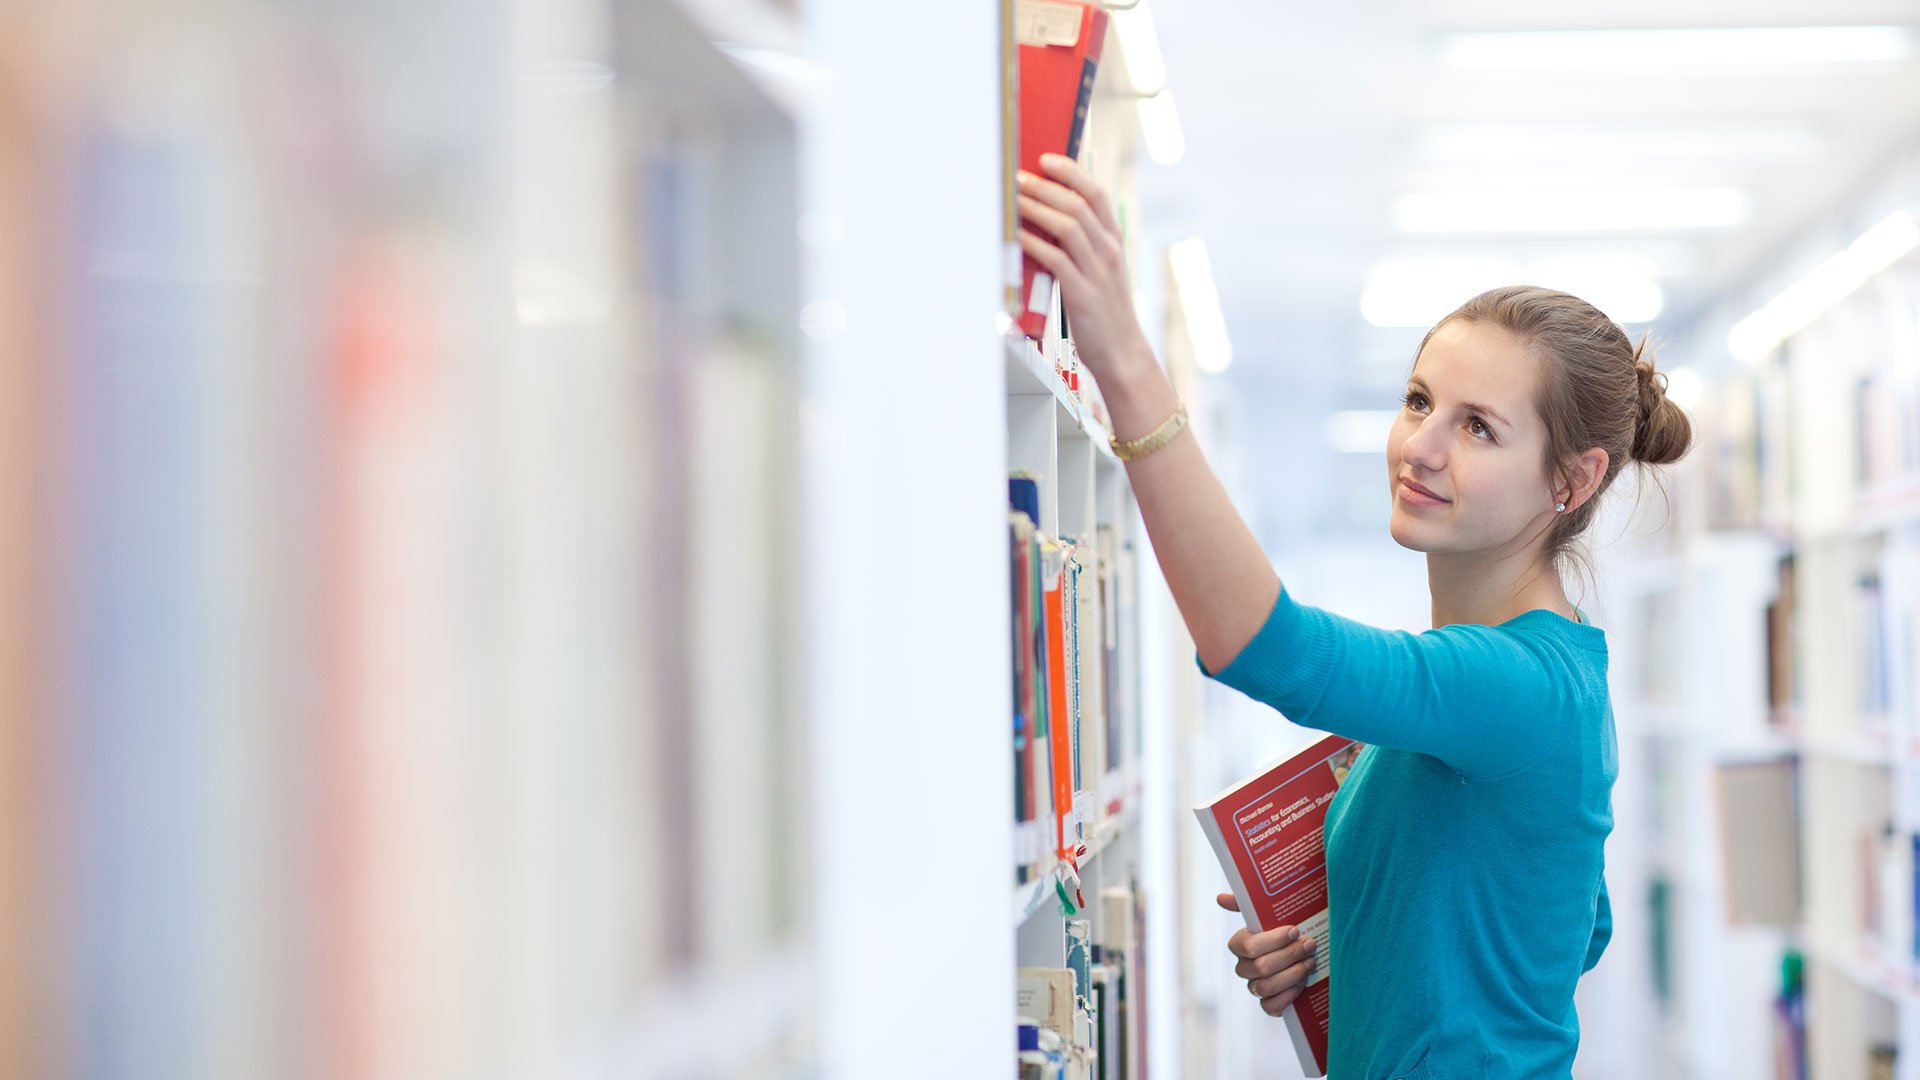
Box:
[1003,333,1119,463]
[1854,477,1920,535]
[1808,934,1920,1011]
[1714,732,1803,764]
[1013,800,1139,926]
[1805,731,1897,767]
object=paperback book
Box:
[1193,734,1363,1078]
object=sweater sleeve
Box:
[1196,585,1569,780]
[1583,878,1612,974]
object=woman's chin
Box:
[1388,511,1437,552]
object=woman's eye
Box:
[1468,417,1493,440]
[1403,392,1428,412]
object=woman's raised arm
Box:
[1017,153,1278,674]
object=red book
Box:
[1193,735,1365,1079]
[1014,0,1108,339]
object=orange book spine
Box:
[1045,563,1073,856]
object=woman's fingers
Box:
[1038,153,1123,234]
[1228,924,1304,961]
[1247,954,1318,998]
[1017,228,1084,295]
[1018,195,1103,270]
[1233,937,1317,981]
[1259,986,1305,1016]
[1018,171,1122,266]
[1215,892,1240,913]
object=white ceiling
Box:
[1138,0,1920,542]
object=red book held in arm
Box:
[1014,0,1109,339]
[1193,735,1365,1079]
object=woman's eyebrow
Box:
[1407,376,1514,430]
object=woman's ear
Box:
[1557,448,1611,512]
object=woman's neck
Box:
[1425,546,1573,629]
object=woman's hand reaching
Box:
[1016,153,1154,385]
[1217,892,1320,1018]
[1017,154,1282,684]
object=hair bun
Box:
[1630,352,1692,466]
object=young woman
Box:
[1016,153,1691,1078]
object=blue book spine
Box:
[1010,473,1042,527]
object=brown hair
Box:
[1416,285,1694,573]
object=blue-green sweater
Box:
[1199,586,1616,1080]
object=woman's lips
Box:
[1397,479,1450,507]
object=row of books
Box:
[1855,821,1920,972]
[1852,538,1920,740]
[1703,274,1920,533]
[1852,278,1920,494]
[1010,474,1142,890]
[1016,884,1147,1080]
[1700,363,1794,534]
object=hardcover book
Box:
[1013,0,1108,339]
[1193,734,1363,1078]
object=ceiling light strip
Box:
[1728,210,1920,362]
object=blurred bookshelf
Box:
[0,1,816,1077]
[1602,215,1920,1079]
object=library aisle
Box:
[4,1,1920,1079]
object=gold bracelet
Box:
[1110,401,1189,461]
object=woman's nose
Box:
[1400,416,1447,469]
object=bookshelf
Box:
[1598,185,1920,1079]
[0,1,820,1076]
[1597,521,1796,1080]
[1004,7,1198,1077]
[1007,316,1158,1075]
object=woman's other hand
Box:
[1216,892,1320,1018]
[1016,153,1153,383]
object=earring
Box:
[1555,502,1567,513]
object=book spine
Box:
[1063,57,1098,160]
[1045,553,1073,855]
[1067,548,1083,802]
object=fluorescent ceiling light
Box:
[1361,258,1513,327]
[1419,124,1824,164]
[1168,237,1232,374]
[1112,0,1167,95]
[1439,26,1914,70]
[1727,210,1920,362]
[1137,89,1185,165]
[1395,187,1751,233]
[1325,410,1399,455]
[1361,255,1664,327]
[1530,256,1666,323]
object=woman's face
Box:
[1387,320,1559,556]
